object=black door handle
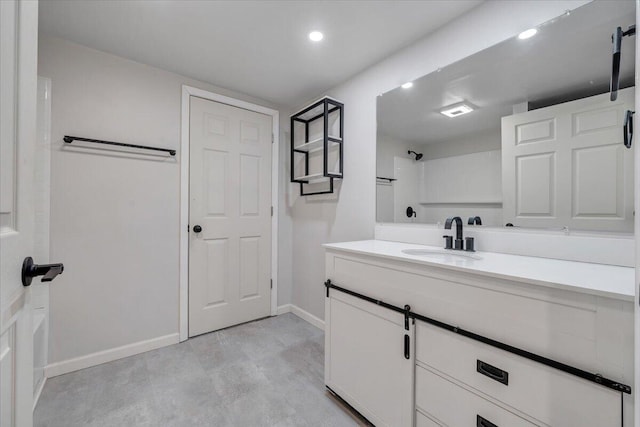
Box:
[624,109,634,148]
[193,225,202,233]
[22,257,64,286]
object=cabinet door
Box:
[325,288,414,427]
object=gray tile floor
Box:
[35,313,368,427]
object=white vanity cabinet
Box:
[324,241,635,426]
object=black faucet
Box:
[444,217,464,250]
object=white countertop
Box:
[323,240,635,301]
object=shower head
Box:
[408,150,423,161]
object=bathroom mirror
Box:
[376,0,636,233]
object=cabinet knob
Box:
[193,225,202,233]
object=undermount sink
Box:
[401,248,483,260]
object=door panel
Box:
[203,149,228,216]
[572,144,623,217]
[239,236,260,300]
[515,152,555,217]
[239,154,261,216]
[204,239,228,307]
[0,1,38,425]
[189,97,272,337]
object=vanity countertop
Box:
[323,240,635,301]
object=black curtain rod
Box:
[63,136,176,156]
[324,280,632,395]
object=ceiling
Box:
[377,0,636,145]
[39,0,482,108]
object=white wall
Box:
[39,36,291,369]
[420,128,501,160]
[376,133,416,222]
[376,133,413,178]
[393,157,420,223]
[417,129,503,225]
[288,0,590,321]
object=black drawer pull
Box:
[477,415,498,427]
[477,360,509,386]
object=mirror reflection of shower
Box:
[408,150,423,160]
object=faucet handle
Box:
[454,239,464,250]
[465,237,475,252]
[442,235,453,250]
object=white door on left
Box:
[1,1,39,426]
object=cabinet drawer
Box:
[415,322,622,426]
[416,410,441,427]
[416,365,537,427]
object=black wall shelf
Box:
[290,97,343,196]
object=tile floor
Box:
[35,313,368,426]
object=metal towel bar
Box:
[63,135,176,156]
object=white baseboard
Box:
[276,304,293,315]
[45,333,179,378]
[44,308,322,379]
[277,304,325,330]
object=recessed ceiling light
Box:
[309,31,324,42]
[401,82,413,89]
[440,103,474,118]
[518,28,538,40]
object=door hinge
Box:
[272,133,274,144]
[271,206,273,217]
[270,279,273,289]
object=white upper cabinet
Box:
[502,88,635,232]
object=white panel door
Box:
[0,1,38,426]
[189,97,272,337]
[502,88,634,231]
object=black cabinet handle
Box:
[22,257,64,287]
[624,109,634,148]
[193,225,202,233]
[477,415,498,427]
[477,360,509,386]
[404,334,410,359]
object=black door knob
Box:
[193,225,202,233]
[22,257,64,287]
[406,206,416,218]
